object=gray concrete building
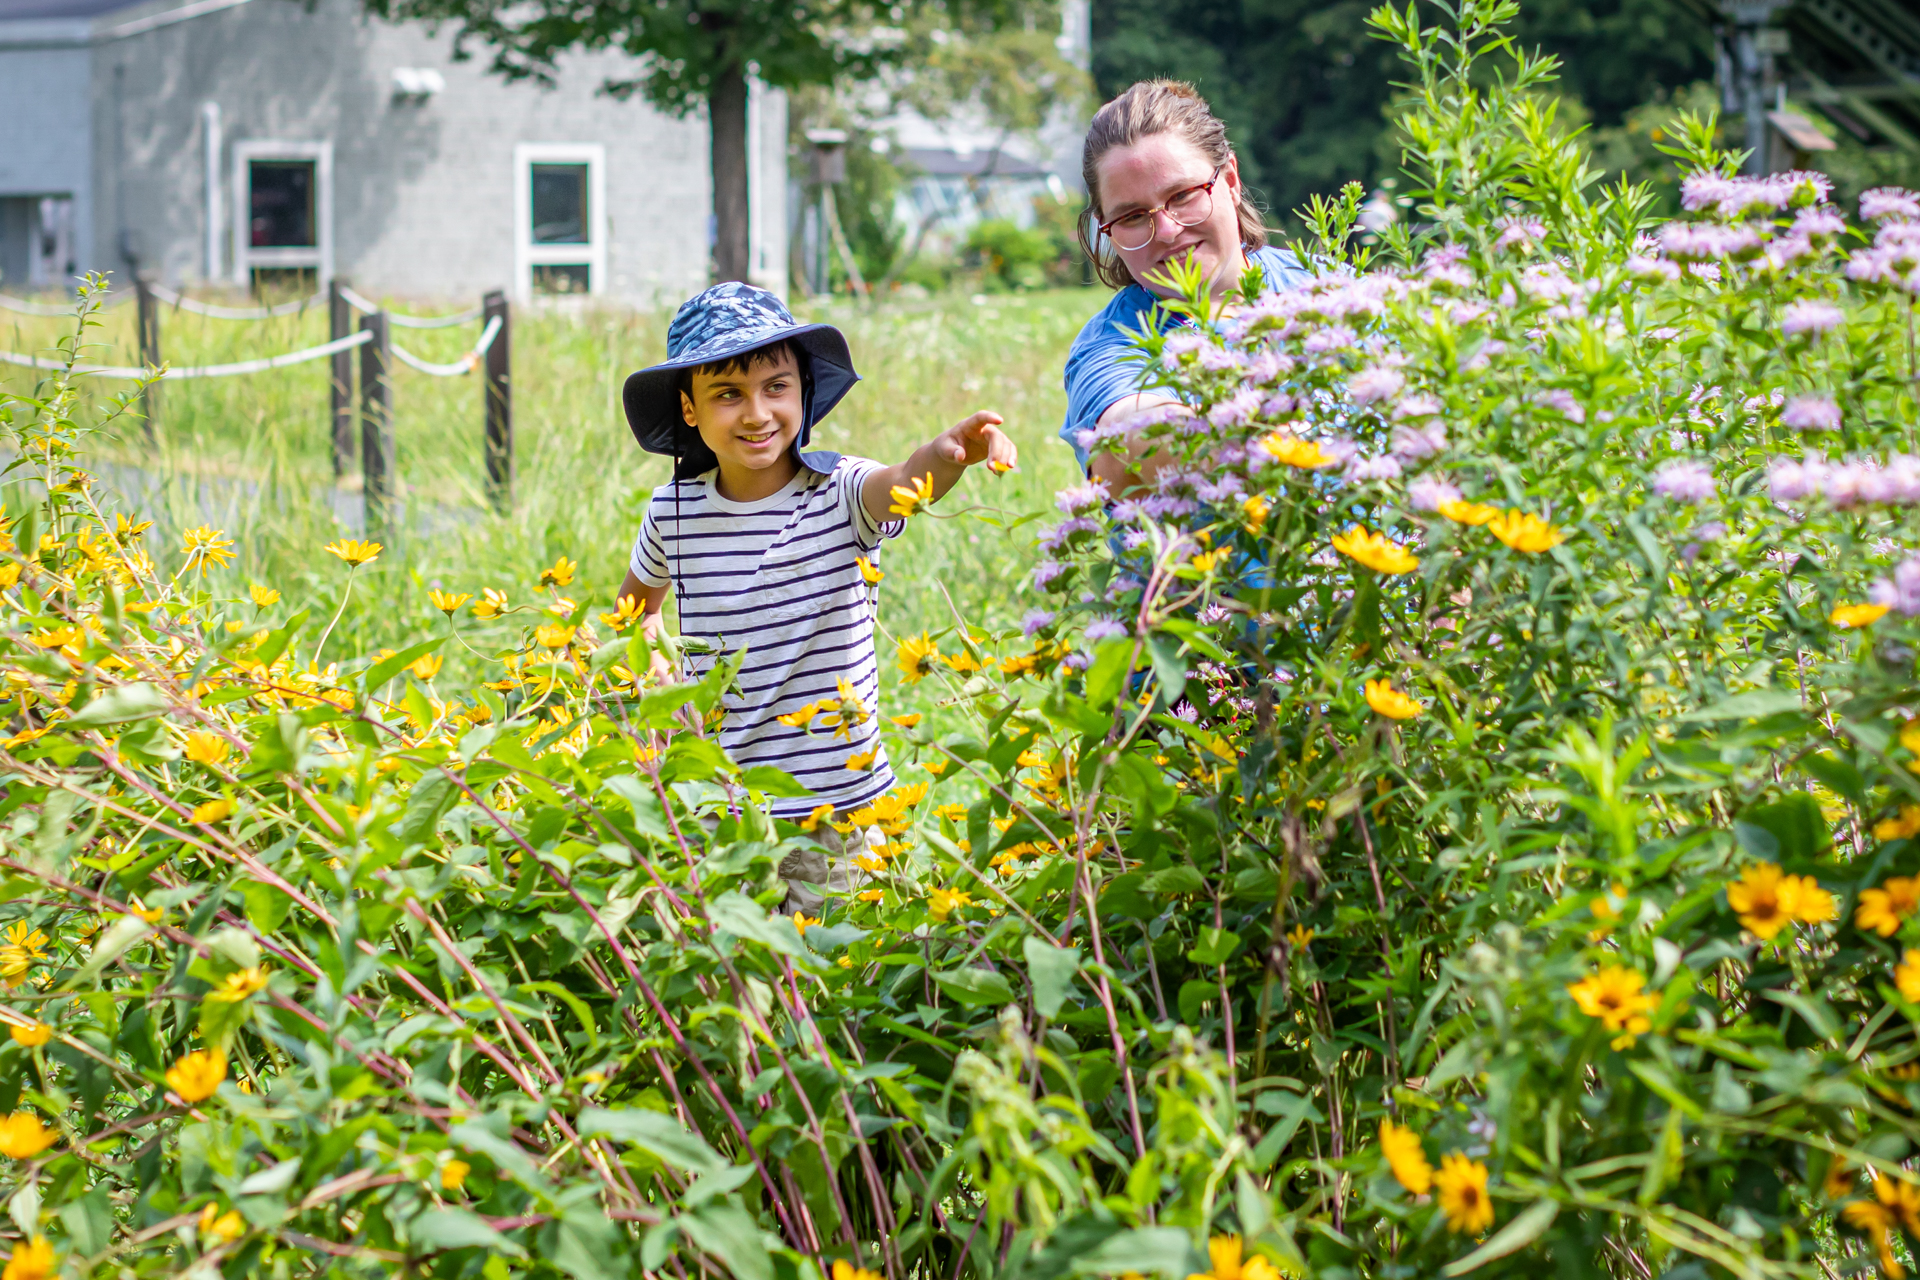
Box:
[0,0,789,302]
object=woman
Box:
[1062,80,1313,488]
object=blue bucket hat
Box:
[622,283,859,480]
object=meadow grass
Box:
[2,286,1095,710]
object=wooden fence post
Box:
[360,310,393,535]
[329,278,354,477]
[134,277,160,439]
[482,289,512,513]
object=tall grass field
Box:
[1,287,1091,687]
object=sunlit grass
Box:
[2,287,1094,699]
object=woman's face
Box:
[1094,133,1246,299]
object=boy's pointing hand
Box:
[941,410,1017,473]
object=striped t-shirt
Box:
[629,453,902,818]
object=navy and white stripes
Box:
[630,458,903,817]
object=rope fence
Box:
[0,278,514,521]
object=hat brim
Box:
[621,323,859,459]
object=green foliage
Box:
[9,2,1920,1277]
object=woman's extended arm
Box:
[1086,392,1192,496]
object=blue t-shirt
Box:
[1059,244,1316,470]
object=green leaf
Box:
[577,1107,725,1175]
[932,966,1017,1007]
[1071,1227,1205,1277]
[65,681,167,727]
[1084,638,1136,711]
[707,891,816,963]
[1023,936,1081,1018]
[411,1208,525,1257]
[1144,865,1205,896]
[1441,1198,1559,1276]
[1677,689,1804,722]
[1735,792,1831,862]
[399,771,461,845]
[363,638,443,692]
[680,1204,772,1280]
[1188,927,1241,966]
[740,765,811,797]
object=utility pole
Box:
[805,129,847,297]
[1720,1,1793,175]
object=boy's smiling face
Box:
[681,344,804,499]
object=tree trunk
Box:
[709,62,751,284]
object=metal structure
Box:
[1688,0,1920,173]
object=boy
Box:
[614,282,1015,828]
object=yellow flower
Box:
[1378,1120,1431,1195]
[198,1203,245,1242]
[1436,498,1500,526]
[856,556,884,584]
[207,964,271,1004]
[1825,1157,1857,1201]
[600,594,642,630]
[889,713,922,728]
[409,653,444,681]
[190,798,234,825]
[1185,1236,1280,1280]
[127,896,164,925]
[898,633,940,684]
[846,749,877,772]
[114,512,152,540]
[792,913,820,935]
[183,731,230,765]
[248,584,279,608]
[857,890,884,904]
[888,473,936,518]
[1878,1171,1920,1237]
[1435,1154,1495,1235]
[1242,493,1270,530]
[1332,526,1419,575]
[535,623,576,650]
[778,703,824,729]
[0,1113,56,1159]
[1844,1201,1905,1279]
[1287,925,1314,950]
[430,589,472,616]
[832,1262,883,1280]
[1791,876,1837,925]
[539,555,577,588]
[944,649,982,673]
[181,526,236,572]
[0,923,50,979]
[1363,678,1423,720]
[1877,807,1920,841]
[1727,862,1800,939]
[923,758,950,776]
[1860,877,1920,936]
[1191,547,1227,573]
[9,1020,50,1048]
[471,588,510,619]
[2,1236,56,1280]
[1486,510,1565,553]
[323,538,382,568]
[441,1158,471,1192]
[1833,602,1892,628]
[1897,950,1920,1004]
[166,1047,227,1103]
[928,887,973,921]
[1567,965,1657,1043]
[1257,431,1336,469]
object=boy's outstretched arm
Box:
[859,410,1015,525]
[614,571,677,684]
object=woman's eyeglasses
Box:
[1098,167,1222,252]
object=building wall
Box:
[65,0,785,302]
[0,23,95,288]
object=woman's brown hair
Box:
[1076,79,1267,290]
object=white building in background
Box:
[0,0,788,302]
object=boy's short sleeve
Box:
[830,458,905,549]
[629,498,672,588]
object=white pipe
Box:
[202,101,221,282]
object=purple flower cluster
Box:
[1780,394,1840,432]
[1862,188,1920,222]
[1781,300,1843,337]
[1021,609,1056,636]
[1494,217,1546,250]
[1871,556,1920,616]
[1038,518,1098,552]
[1408,474,1462,512]
[1770,451,1920,507]
[1681,171,1832,218]
[1084,618,1128,642]
[1845,220,1920,292]
[1348,366,1405,404]
[1659,222,1763,263]
[1651,459,1716,503]
[1390,421,1448,460]
[1055,480,1110,515]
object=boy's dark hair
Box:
[673,338,802,404]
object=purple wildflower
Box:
[1494,217,1546,250]
[1872,556,1920,616]
[1536,389,1587,424]
[1862,188,1920,222]
[1260,392,1298,418]
[1032,561,1066,590]
[1022,609,1056,636]
[1782,300,1843,337]
[1055,481,1110,515]
[1793,207,1846,239]
[1768,453,1830,502]
[1408,474,1463,512]
[1390,421,1448,460]
[1651,459,1716,503]
[1348,366,1405,405]
[1347,454,1404,482]
[1084,618,1128,643]
[1207,388,1265,428]
[1781,394,1841,432]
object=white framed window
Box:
[514,143,606,299]
[232,139,332,291]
